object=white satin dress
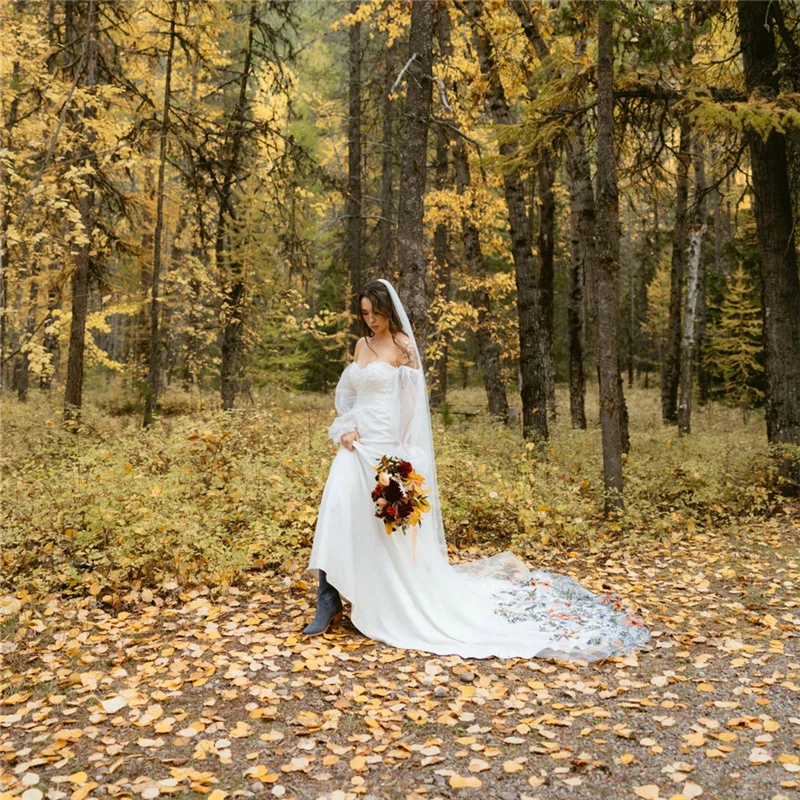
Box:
[307,358,650,661]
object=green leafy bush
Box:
[1,383,785,600]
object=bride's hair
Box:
[357,280,407,344]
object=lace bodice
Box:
[327,359,426,465]
[347,361,406,443]
[350,360,397,397]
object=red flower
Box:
[397,460,413,478]
[383,479,403,503]
[384,505,397,517]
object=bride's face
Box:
[361,297,389,336]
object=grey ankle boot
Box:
[302,569,343,635]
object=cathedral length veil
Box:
[377,278,532,583]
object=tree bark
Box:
[508,0,561,425]
[346,2,363,351]
[677,142,707,434]
[662,117,691,424]
[219,0,257,411]
[63,0,98,425]
[594,1,625,509]
[537,157,556,419]
[563,38,595,431]
[143,0,177,427]
[40,281,60,391]
[738,1,800,484]
[396,0,435,370]
[469,0,548,442]
[430,123,450,406]
[567,191,587,430]
[452,136,509,421]
[662,7,694,425]
[378,43,394,274]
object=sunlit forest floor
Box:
[2,382,799,799]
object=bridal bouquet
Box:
[371,455,431,536]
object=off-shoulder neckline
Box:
[349,359,417,372]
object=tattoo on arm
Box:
[398,336,419,369]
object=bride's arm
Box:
[327,364,359,446]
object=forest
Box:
[1,1,800,799]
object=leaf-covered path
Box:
[2,518,799,800]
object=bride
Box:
[304,278,650,661]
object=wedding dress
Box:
[307,280,650,662]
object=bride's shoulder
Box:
[395,331,418,369]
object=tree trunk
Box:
[738,1,800,484]
[677,220,705,434]
[219,0,257,411]
[144,0,177,427]
[17,251,39,402]
[63,0,98,425]
[594,1,625,509]
[469,0,548,442]
[677,142,707,434]
[563,39,594,431]
[451,136,509,421]
[346,2,363,351]
[396,0,434,370]
[537,157,556,419]
[696,242,709,405]
[566,138,587,430]
[40,280,60,391]
[662,8,694,424]
[662,117,691,424]
[430,123,450,406]
[378,43,394,274]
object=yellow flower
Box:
[378,471,391,486]
[384,521,395,535]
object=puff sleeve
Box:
[327,365,359,446]
[396,366,429,477]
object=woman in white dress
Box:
[304,278,650,662]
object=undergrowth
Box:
[0,382,786,601]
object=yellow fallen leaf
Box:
[696,683,714,692]
[71,783,99,800]
[502,761,524,773]
[243,765,268,778]
[229,721,251,738]
[633,785,660,799]
[468,758,490,773]
[449,775,482,789]
[349,755,367,772]
[684,733,706,747]
[682,781,703,798]
[620,754,635,764]
[68,772,88,785]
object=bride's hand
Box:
[340,430,360,451]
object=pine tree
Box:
[704,263,764,417]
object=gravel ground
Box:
[0,519,798,800]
